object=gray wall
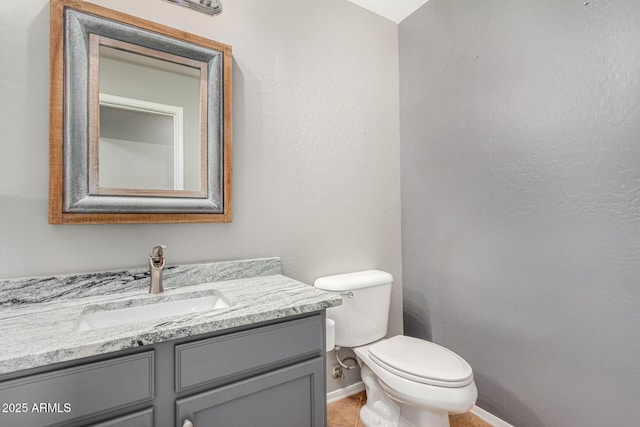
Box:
[400,0,640,425]
[0,0,402,393]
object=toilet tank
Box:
[314,270,393,348]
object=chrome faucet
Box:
[149,245,167,294]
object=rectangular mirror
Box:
[49,0,232,224]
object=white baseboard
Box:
[327,384,514,427]
[327,381,365,403]
[471,406,515,427]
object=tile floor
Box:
[327,391,492,427]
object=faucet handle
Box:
[149,245,166,259]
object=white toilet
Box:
[315,270,477,427]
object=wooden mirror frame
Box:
[49,0,232,224]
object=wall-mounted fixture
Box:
[162,0,223,16]
[49,0,232,224]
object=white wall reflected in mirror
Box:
[98,95,184,192]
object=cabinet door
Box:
[176,357,325,427]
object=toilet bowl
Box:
[355,336,477,426]
[314,271,477,427]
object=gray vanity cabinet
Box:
[0,313,326,427]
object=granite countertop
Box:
[0,258,341,375]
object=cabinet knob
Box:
[183,420,194,427]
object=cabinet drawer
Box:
[89,408,153,427]
[175,315,323,392]
[0,352,154,427]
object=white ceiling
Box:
[346,0,431,23]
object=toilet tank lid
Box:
[314,270,393,291]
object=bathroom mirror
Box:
[49,0,232,224]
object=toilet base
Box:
[359,363,451,427]
[359,363,400,427]
[399,404,450,427]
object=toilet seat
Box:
[368,335,473,388]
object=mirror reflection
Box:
[90,39,207,197]
[98,98,181,191]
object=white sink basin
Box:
[77,294,229,331]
